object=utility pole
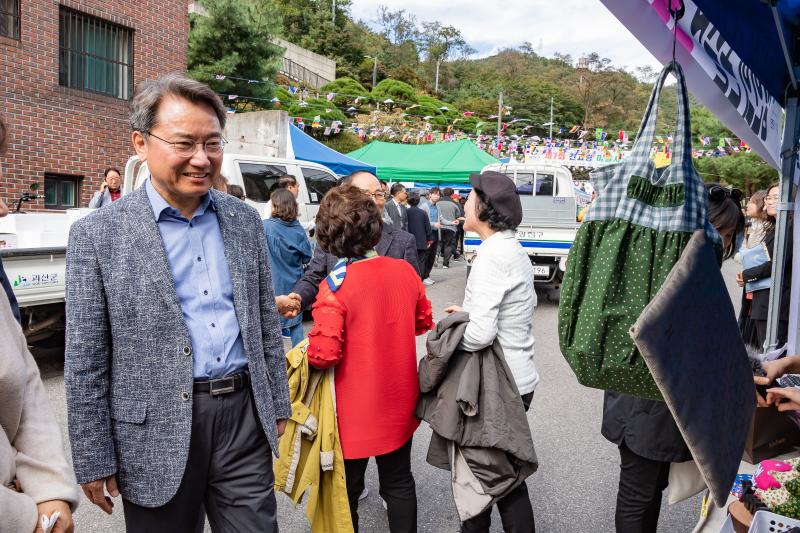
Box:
[332,0,336,24]
[372,57,377,89]
[434,58,441,94]
[496,91,503,153]
[549,96,554,139]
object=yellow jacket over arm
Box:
[274,340,353,533]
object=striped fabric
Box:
[325,250,378,292]
[585,62,720,245]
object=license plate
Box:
[532,266,549,277]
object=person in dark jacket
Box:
[0,113,20,324]
[263,189,312,348]
[737,183,793,348]
[602,184,744,533]
[275,171,419,317]
[406,192,432,280]
[385,183,409,231]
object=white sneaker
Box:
[423,278,435,285]
[359,487,369,501]
[442,265,449,269]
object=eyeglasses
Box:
[147,132,226,157]
[708,185,743,205]
[361,190,386,201]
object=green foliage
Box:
[691,107,735,144]
[287,98,346,123]
[273,86,297,105]
[372,79,419,104]
[320,131,363,153]
[319,77,371,106]
[693,152,779,194]
[417,95,459,119]
[188,0,282,102]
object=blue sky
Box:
[348,0,662,71]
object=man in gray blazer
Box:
[65,74,290,533]
[384,182,408,232]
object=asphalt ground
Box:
[34,258,744,532]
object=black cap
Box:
[469,171,523,227]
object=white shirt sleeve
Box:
[460,255,507,351]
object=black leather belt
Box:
[193,372,250,396]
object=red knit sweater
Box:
[307,256,434,459]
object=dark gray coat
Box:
[65,186,291,507]
[416,312,537,511]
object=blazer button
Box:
[183,346,192,356]
[181,391,190,401]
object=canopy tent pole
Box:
[766,93,799,350]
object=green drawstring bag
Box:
[558,62,720,400]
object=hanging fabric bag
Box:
[558,61,720,400]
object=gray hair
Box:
[130,72,227,133]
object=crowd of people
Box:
[0,72,798,533]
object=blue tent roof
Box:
[288,125,376,176]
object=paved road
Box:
[34,258,743,532]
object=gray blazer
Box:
[87,188,114,208]
[64,186,291,507]
[385,199,408,232]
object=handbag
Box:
[744,407,800,464]
[558,62,720,400]
[740,242,771,293]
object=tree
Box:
[188,0,283,102]
[694,152,778,194]
[375,6,418,45]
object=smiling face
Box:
[132,95,222,211]
[765,185,779,218]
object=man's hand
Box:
[277,419,288,438]
[444,305,463,315]
[736,272,745,287]
[767,387,800,411]
[34,500,74,533]
[275,293,301,318]
[755,359,788,406]
[81,474,119,515]
[99,182,108,193]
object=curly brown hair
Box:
[316,186,383,257]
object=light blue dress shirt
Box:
[145,179,247,379]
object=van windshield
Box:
[239,163,288,202]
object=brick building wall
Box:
[0,0,188,210]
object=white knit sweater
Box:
[460,230,539,395]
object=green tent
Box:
[347,140,499,183]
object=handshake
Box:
[275,293,302,318]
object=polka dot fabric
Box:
[558,62,719,401]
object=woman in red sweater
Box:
[307,185,433,533]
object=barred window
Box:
[58,7,133,100]
[0,0,19,40]
[44,174,82,210]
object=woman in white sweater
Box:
[1,113,80,533]
[445,170,537,533]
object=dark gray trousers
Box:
[122,387,277,533]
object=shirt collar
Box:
[145,177,216,221]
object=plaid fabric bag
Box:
[558,62,720,400]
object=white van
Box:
[123,154,340,222]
